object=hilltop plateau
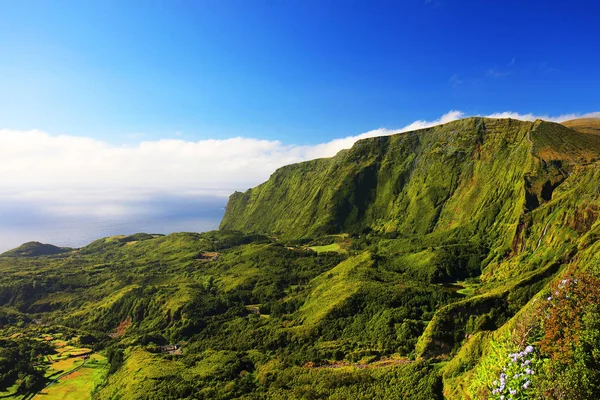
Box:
[561,117,600,135]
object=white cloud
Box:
[292,110,465,160]
[485,111,600,123]
[0,110,598,218]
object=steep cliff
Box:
[221,118,600,251]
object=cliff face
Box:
[220,117,600,247]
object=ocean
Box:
[0,196,227,253]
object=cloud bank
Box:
[1,110,598,218]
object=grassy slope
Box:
[295,252,372,329]
[561,117,600,135]
[220,117,600,397]
[97,347,444,400]
[95,348,183,400]
[0,242,73,257]
[309,243,343,253]
[0,231,265,330]
[0,232,453,398]
[437,161,600,398]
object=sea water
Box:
[0,196,227,253]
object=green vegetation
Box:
[561,117,600,135]
[34,354,108,400]
[221,118,600,242]
[2,117,600,398]
[309,243,343,253]
[0,241,73,257]
[0,338,50,395]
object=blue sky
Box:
[1,0,599,145]
[0,0,599,249]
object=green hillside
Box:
[562,117,600,135]
[1,241,73,257]
[2,117,600,399]
[221,118,600,245]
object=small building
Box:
[160,344,182,355]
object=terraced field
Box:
[34,354,108,400]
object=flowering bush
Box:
[483,272,600,399]
[535,273,600,399]
[490,345,540,399]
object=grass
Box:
[55,345,92,358]
[309,243,343,253]
[0,383,20,399]
[95,348,185,400]
[561,117,600,135]
[295,252,372,329]
[45,357,84,376]
[34,354,108,400]
[455,281,479,297]
[188,350,242,379]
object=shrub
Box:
[535,273,600,399]
[489,345,540,399]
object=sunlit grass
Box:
[35,354,108,400]
[309,243,343,253]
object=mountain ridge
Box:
[561,117,600,135]
[220,117,600,244]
